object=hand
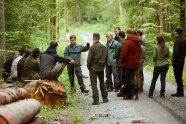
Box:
[86,42,90,45]
[70,60,75,64]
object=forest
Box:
[0,0,186,80]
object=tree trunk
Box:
[139,4,143,29]
[64,8,69,41]
[77,3,83,25]
[0,99,41,124]
[118,0,123,17]
[0,0,6,77]
[50,0,56,41]
[180,0,185,36]
[159,0,164,34]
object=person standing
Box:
[105,31,119,92]
[114,27,121,42]
[21,48,41,81]
[11,48,27,81]
[87,33,108,105]
[64,35,89,93]
[136,29,146,92]
[40,41,75,81]
[120,28,141,96]
[113,31,125,94]
[3,51,18,81]
[171,27,186,97]
[148,36,169,98]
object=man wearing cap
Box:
[21,48,40,80]
[64,35,90,93]
[11,48,27,81]
[40,41,75,81]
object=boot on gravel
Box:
[103,99,109,103]
[148,92,153,98]
[160,93,165,98]
[92,101,100,105]
[80,87,89,93]
[171,93,184,97]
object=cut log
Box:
[24,80,66,106]
[0,88,27,105]
[0,99,41,124]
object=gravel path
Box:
[78,32,186,124]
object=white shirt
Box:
[11,55,23,78]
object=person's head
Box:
[50,41,58,50]
[32,48,40,59]
[114,27,121,36]
[126,28,134,37]
[106,31,113,42]
[136,29,143,37]
[11,51,18,59]
[119,31,125,40]
[70,35,77,46]
[19,48,27,56]
[174,27,182,37]
[156,36,165,51]
[93,33,100,42]
[25,50,31,58]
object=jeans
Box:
[173,64,184,94]
[125,68,137,86]
[149,64,169,93]
[139,59,144,88]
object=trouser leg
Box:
[90,69,99,102]
[111,64,120,88]
[139,60,144,88]
[75,66,86,90]
[116,66,122,89]
[97,71,108,100]
[67,65,75,90]
[106,65,113,89]
[173,64,184,94]
[121,66,127,84]
[52,63,67,80]
[160,65,169,94]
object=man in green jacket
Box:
[113,31,126,95]
[105,31,119,92]
[64,35,90,93]
[87,33,108,105]
[171,27,186,97]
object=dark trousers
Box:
[139,59,144,88]
[125,68,137,86]
[173,64,184,94]
[67,65,86,90]
[90,69,108,102]
[149,64,169,93]
[106,64,119,89]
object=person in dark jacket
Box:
[171,27,186,97]
[64,35,89,93]
[40,41,75,81]
[120,28,141,97]
[148,36,169,98]
[114,27,121,42]
[113,31,126,95]
[17,50,31,81]
[21,48,41,80]
[87,33,108,105]
[3,51,18,81]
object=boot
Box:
[148,91,153,98]
[92,101,100,105]
[160,92,165,98]
[103,99,109,103]
[80,87,89,93]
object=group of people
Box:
[2,26,186,105]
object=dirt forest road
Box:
[78,32,186,124]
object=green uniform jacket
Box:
[106,39,118,65]
[113,39,125,67]
[87,42,108,71]
[21,56,40,80]
[64,44,90,66]
[153,45,169,67]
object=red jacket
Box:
[120,35,141,69]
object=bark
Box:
[64,8,69,41]
[118,0,123,17]
[180,0,185,36]
[77,3,83,25]
[139,4,143,28]
[50,0,56,41]
[159,0,164,33]
[0,99,41,124]
[0,88,27,105]
[0,0,5,76]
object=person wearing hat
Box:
[11,48,27,81]
[21,48,41,81]
[40,41,75,80]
